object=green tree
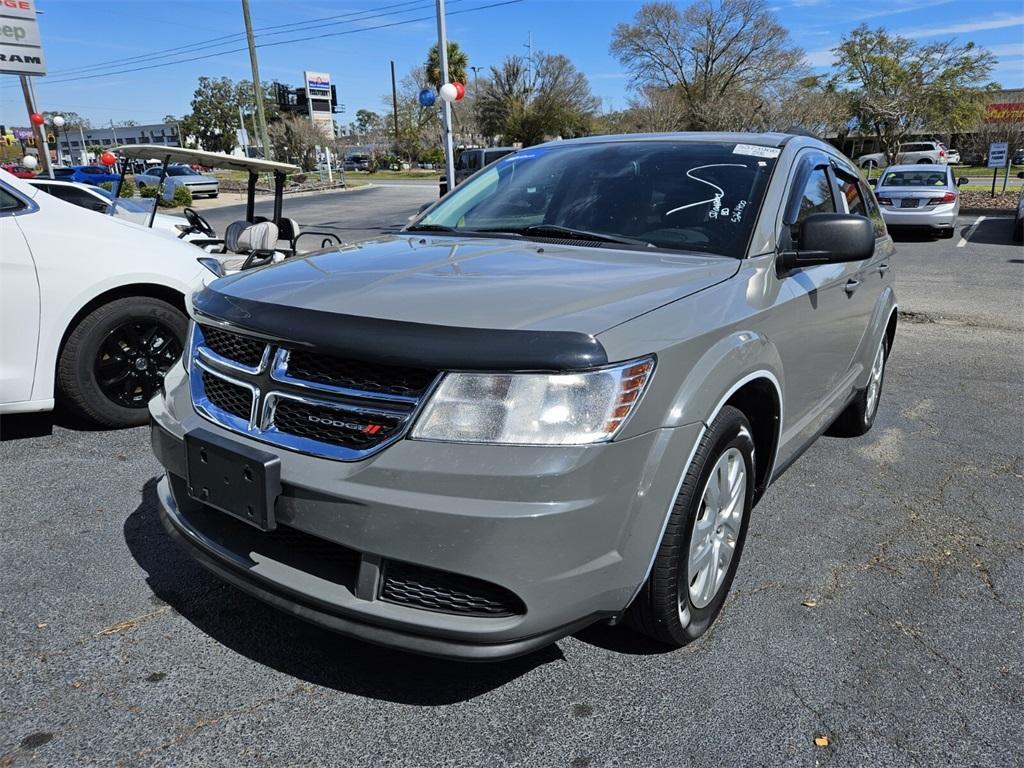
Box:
[268,115,323,171]
[610,0,804,131]
[42,110,90,129]
[477,52,598,146]
[180,77,238,153]
[833,25,997,164]
[426,41,468,90]
[355,109,383,137]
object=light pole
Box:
[435,0,456,190]
[51,115,66,165]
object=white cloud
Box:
[905,15,1024,38]
[985,42,1024,58]
[804,48,836,67]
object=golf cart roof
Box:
[114,145,300,174]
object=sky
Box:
[0,0,1021,129]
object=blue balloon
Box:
[418,88,436,107]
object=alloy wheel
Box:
[684,447,748,610]
[866,340,885,421]
[94,320,182,408]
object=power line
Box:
[4,0,519,93]
[45,0,464,79]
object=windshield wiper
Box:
[516,224,653,248]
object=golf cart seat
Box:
[277,217,343,254]
[221,220,281,272]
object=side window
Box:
[0,187,26,213]
[860,182,886,238]
[836,172,867,217]
[795,167,835,224]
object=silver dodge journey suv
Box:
[150,133,897,660]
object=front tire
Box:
[827,332,889,437]
[57,297,187,428]
[626,406,755,646]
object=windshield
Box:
[413,141,778,258]
[879,169,948,187]
[109,196,157,225]
[167,166,196,176]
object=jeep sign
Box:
[0,0,46,75]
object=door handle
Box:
[844,279,861,295]
[878,263,889,275]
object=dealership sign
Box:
[0,0,46,75]
[984,102,1024,123]
[305,71,331,95]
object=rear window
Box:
[879,170,948,187]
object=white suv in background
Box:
[856,141,947,169]
[0,170,219,428]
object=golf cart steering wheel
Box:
[183,207,215,237]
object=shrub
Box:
[156,184,192,208]
[139,184,158,199]
[98,179,135,197]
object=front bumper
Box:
[150,361,700,660]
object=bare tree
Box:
[610,0,804,131]
[268,115,325,171]
[833,25,996,164]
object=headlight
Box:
[411,357,655,445]
[197,257,225,277]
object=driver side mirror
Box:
[778,213,874,273]
[867,178,877,187]
[416,202,432,214]
[1018,171,1024,180]
[957,177,969,187]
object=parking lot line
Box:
[957,216,986,247]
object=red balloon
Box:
[99,151,117,167]
[30,112,44,126]
[453,82,465,100]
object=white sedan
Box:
[0,169,221,428]
[870,164,967,239]
[24,178,210,244]
[135,165,219,198]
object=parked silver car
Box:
[150,133,897,660]
[135,164,219,199]
[870,164,967,238]
[856,140,947,169]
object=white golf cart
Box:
[112,145,341,271]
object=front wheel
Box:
[626,405,755,646]
[58,297,187,428]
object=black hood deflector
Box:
[192,285,609,372]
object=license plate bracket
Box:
[185,428,281,531]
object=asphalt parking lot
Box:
[1,202,1021,767]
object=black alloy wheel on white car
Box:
[58,297,188,428]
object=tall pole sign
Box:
[1,0,50,176]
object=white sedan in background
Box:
[24,178,209,244]
[135,164,219,198]
[870,164,968,239]
[0,169,220,428]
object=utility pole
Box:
[524,31,533,90]
[241,0,272,159]
[390,60,400,157]
[435,0,456,190]
[19,75,51,177]
[109,119,119,145]
[470,65,484,93]
[78,124,87,164]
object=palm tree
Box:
[426,42,468,90]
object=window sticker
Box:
[733,144,781,159]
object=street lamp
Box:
[51,115,66,165]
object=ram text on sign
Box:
[0,0,46,75]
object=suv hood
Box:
[207,235,737,336]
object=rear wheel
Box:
[626,406,755,646]
[827,333,888,437]
[58,297,187,428]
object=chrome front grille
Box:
[190,324,438,461]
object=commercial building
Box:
[51,123,181,164]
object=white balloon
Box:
[22,155,38,169]
[52,115,66,128]
[439,82,458,103]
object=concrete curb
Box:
[959,207,1016,216]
